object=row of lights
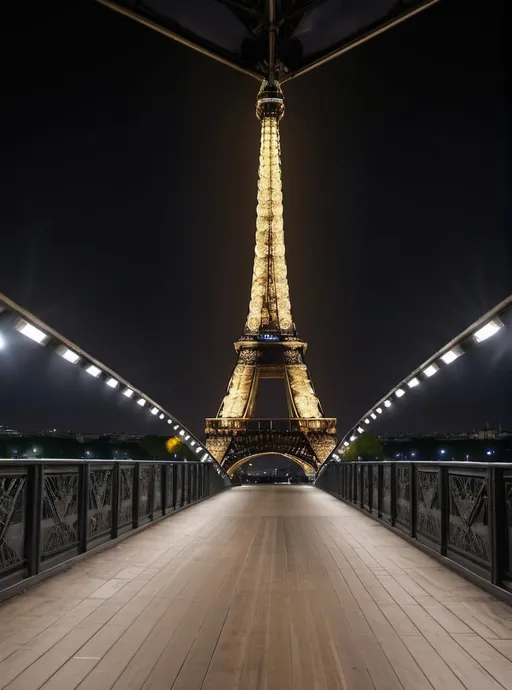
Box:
[337,318,504,455]
[11,318,214,464]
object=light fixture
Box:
[185,434,190,440]
[441,346,463,364]
[151,407,158,415]
[364,418,370,425]
[159,413,165,420]
[167,419,172,424]
[343,441,349,447]
[395,388,405,398]
[474,319,502,343]
[191,440,196,446]
[137,398,146,407]
[59,347,80,364]
[195,447,201,453]
[407,377,420,388]
[423,364,439,377]
[376,407,382,414]
[370,413,377,420]
[173,425,179,430]
[179,430,185,436]
[16,321,49,345]
[106,377,118,389]
[384,400,392,408]
[350,435,356,442]
[86,365,101,378]
[357,426,364,433]
[0,333,5,350]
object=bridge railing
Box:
[0,458,231,599]
[316,461,512,600]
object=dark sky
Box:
[0,0,510,438]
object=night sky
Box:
[1,0,510,439]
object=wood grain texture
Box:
[0,485,510,689]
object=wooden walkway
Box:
[1,485,512,690]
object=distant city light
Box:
[407,377,420,388]
[440,449,446,455]
[123,388,134,398]
[423,364,439,377]
[395,388,405,398]
[86,365,101,378]
[474,320,502,343]
[16,321,48,345]
[441,347,462,365]
[59,348,80,364]
[137,398,146,407]
[384,400,392,408]
[106,377,119,388]
[151,407,159,415]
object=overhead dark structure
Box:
[95,0,440,82]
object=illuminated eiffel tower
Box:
[206,81,336,476]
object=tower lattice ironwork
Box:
[206,82,336,475]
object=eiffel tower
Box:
[206,81,336,476]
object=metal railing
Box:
[0,459,231,598]
[316,461,512,600]
[205,418,337,433]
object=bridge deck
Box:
[1,486,512,690]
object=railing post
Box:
[79,463,89,553]
[25,463,43,577]
[111,462,119,539]
[489,465,505,586]
[132,463,140,529]
[378,463,383,517]
[149,464,155,520]
[162,464,168,514]
[439,464,449,556]
[172,464,178,508]
[390,463,397,526]
[410,463,417,539]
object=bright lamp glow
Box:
[364,418,370,425]
[106,377,118,389]
[60,348,80,364]
[0,334,5,350]
[441,346,462,364]
[350,435,356,442]
[191,440,196,446]
[167,419,172,424]
[173,425,179,430]
[86,365,101,378]
[474,320,502,343]
[384,400,392,408]
[123,388,134,398]
[423,364,439,377]
[396,388,405,398]
[357,426,364,433]
[195,447,201,454]
[137,398,146,407]
[370,413,377,420]
[159,413,165,420]
[376,407,382,414]
[150,407,158,415]
[179,430,185,436]
[343,441,349,447]
[17,322,48,345]
[185,434,190,440]
[407,377,420,388]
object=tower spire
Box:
[246,81,294,336]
